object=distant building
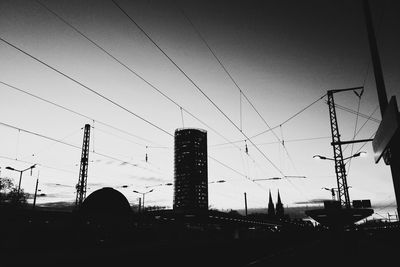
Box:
[267,190,275,217]
[275,190,284,218]
[173,128,208,212]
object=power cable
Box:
[0,80,158,146]
[342,105,379,154]
[210,94,326,147]
[346,91,363,175]
[330,102,380,123]
[0,121,141,169]
[19,127,81,162]
[111,0,285,177]
[249,93,327,140]
[0,155,75,175]
[180,8,301,174]
[31,1,313,197]
[33,0,272,180]
[0,36,172,137]
[0,120,261,191]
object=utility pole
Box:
[244,192,248,216]
[33,178,39,209]
[363,0,400,216]
[75,124,91,208]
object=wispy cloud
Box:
[128,175,170,183]
[44,182,74,188]
[294,199,329,205]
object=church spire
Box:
[276,189,284,218]
[268,190,275,217]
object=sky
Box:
[0,0,399,220]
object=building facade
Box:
[173,128,208,212]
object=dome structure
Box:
[78,187,133,243]
[81,187,131,215]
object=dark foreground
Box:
[1,207,399,267]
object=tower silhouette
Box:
[173,128,208,212]
[275,190,284,218]
[267,190,275,217]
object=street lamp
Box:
[322,187,338,200]
[5,164,36,195]
[313,151,367,161]
[133,189,154,212]
[322,186,352,201]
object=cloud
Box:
[128,175,169,183]
[294,198,330,205]
[87,182,105,187]
[44,182,74,188]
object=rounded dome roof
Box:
[81,187,131,215]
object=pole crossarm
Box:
[328,86,364,94]
[331,139,374,146]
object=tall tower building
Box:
[173,128,208,212]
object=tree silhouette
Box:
[0,177,28,206]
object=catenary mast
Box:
[75,124,91,208]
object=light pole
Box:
[133,189,154,212]
[314,152,363,208]
[5,164,36,195]
[33,178,39,209]
[322,187,338,200]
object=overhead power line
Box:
[0,121,141,168]
[0,81,157,147]
[346,91,363,176]
[0,155,117,183]
[0,155,76,175]
[0,119,262,191]
[180,8,302,174]
[34,0,286,190]
[110,1,317,202]
[33,0,272,178]
[210,136,331,149]
[329,102,381,123]
[4,2,309,199]
[342,105,379,154]
[34,0,288,186]
[210,94,327,147]
[250,93,327,140]
[111,0,285,177]
[0,36,172,138]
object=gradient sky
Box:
[1,0,399,219]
